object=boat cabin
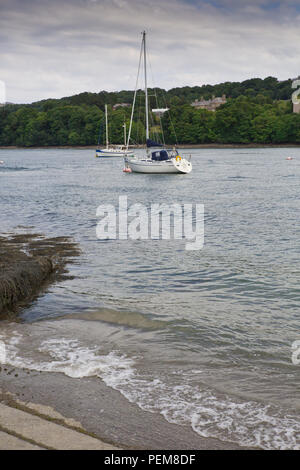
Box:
[151,150,170,161]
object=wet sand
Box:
[0,364,251,450]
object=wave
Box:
[0,323,299,450]
[227,175,250,180]
[0,166,30,172]
[62,308,167,331]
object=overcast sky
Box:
[0,0,300,103]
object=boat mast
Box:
[126,33,144,149]
[105,104,109,148]
[123,122,126,146]
[143,31,149,141]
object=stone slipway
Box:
[0,402,120,450]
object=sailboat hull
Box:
[123,32,193,176]
[96,149,135,158]
[125,157,192,174]
[95,103,133,158]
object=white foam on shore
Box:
[0,333,134,381]
[101,369,300,450]
[1,328,299,450]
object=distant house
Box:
[112,103,131,110]
[293,102,300,113]
[191,94,227,111]
[152,108,169,117]
[292,76,300,113]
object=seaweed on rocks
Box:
[0,234,80,318]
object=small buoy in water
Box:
[0,160,4,164]
[286,157,293,160]
[123,167,132,173]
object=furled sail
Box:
[146,138,163,148]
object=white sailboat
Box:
[96,104,135,157]
[124,31,192,174]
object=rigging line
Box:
[143,31,149,141]
[136,90,142,145]
[147,51,178,146]
[136,72,146,145]
[147,53,166,146]
[159,90,179,146]
[145,79,159,143]
[155,95,166,146]
[126,34,144,148]
[166,106,179,147]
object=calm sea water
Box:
[0,147,300,449]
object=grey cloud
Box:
[0,0,299,103]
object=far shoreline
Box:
[0,143,300,150]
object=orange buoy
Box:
[286,157,293,160]
[123,167,132,173]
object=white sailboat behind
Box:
[124,31,192,174]
[96,104,135,158]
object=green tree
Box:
[68,130,81,145]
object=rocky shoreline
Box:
[0,234,79,319]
